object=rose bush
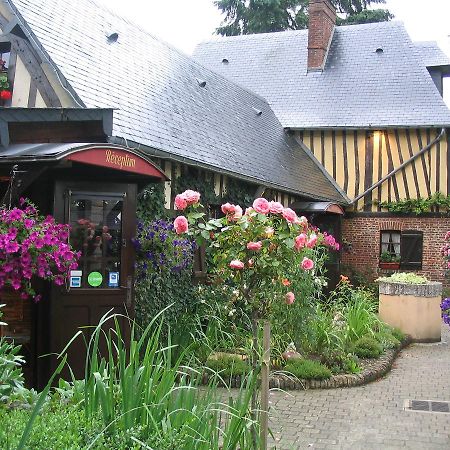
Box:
[176,192,338,321]
[0,199,79,301]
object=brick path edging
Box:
[202,337,412,390]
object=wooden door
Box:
[51,181,137,379]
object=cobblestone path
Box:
[268,326,450,449]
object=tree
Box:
[173,190,339,449]
[215,0,393,36]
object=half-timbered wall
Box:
[0,8,71,109]
[152,158,300,210]
[296,129,449,212]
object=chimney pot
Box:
[307,0,336,71]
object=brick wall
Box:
[0,290,32,339]
[341,215,450,288]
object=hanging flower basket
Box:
[0,198,80,301]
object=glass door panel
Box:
[68,192,124,289]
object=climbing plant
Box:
[379,192,450,215]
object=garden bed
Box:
[201,335,411,390]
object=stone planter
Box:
[378,281,442,342]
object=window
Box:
[381,231,401,259]
[68,193,124,288]
[380,230,423,270]
[0,42,11,71]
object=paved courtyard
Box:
[268,326,450,449]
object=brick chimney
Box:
[307,0,336,71]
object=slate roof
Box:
[414,41,450,68]
[194,22,450,129]
[8,0,346,203]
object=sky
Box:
[96,0,450,56]
[95,0,450,103]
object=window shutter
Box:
[401,231,423,270]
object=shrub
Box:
[285,359,332,380]
[390,327,405,342]
[376,272,428,284]
[0,304,27,405]
[206,354,250,378]
[133,219,197,337]
[351,336,383,359]
[373,331,401,350]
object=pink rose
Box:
[294,233,307,250]
[244,207,255,216]
[296,216,308,227]
[182,190,201,205]
[230,205,243,221]
[174,194,188,210]
[268,201,283,214]
[285,292,295,305]
[173,216,189,234]
[247,241,263,251]
[301,257,314,271]
[282,208,298,223]
[221,202,235,214]
[229,260,245,270]
[253,198,270,214]
[306,233,318,248]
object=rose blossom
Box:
[296,216,308,227]
[282,208,298,223]
[265,227,275,238]
[173,216,189,234]
[285,292,295,305]
[306,233,318,248]
[221,202,236,214]
[230,205,243,221]
[247,241,263,251]
[282,278,291,286]
[301,257,314,271]
[182,190,201,205]
[268,201,283,214]
[244,207,255,216]
[253,198,270,214]
[174,194,188,210]
[294,233,307,250]
[229,259,245,270]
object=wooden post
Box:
[260,319,270,450]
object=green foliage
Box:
[215,0,392,36]
[300,303,343,355]
[373,331,400,350]
[0,305,27,405]
[11,310,260,449]
[340,265,378,295]
[0,406,104,449]
[285,358,332,380]
[380,192,450,215]
[207,354,251,378]
[0,74,9,90]
[376,272,428,284]
[351,336,383,358]
[341,290,380,343]
[337,8,392,25]
[135,270,196,337]
[389,327,405,342]
[380,250,401,263]
[0,337,26,403]
[325,352,361,375]
[136,181,166,222]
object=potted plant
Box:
[379,251,401,270]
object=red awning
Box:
[0,142,167,180]
[66,146,166,179]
